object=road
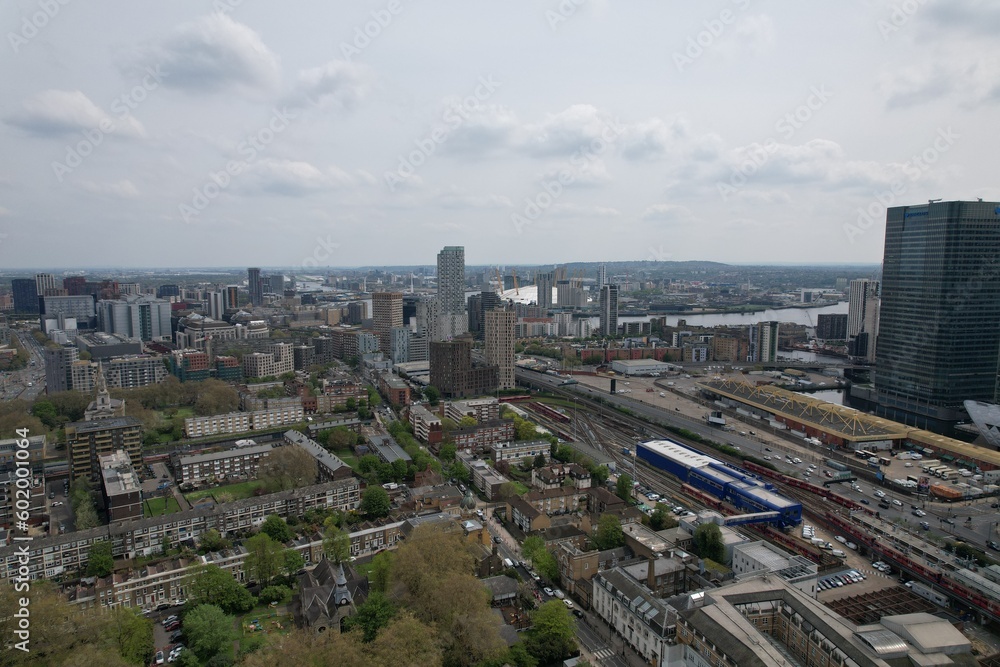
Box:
[3,329,46,401]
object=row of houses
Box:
[0,477,361,582]
[184,405,305,438]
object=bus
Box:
[878,457,892,467]
[855,449,874,459]
[906,475,919,484]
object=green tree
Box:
[514,417,539,441]
[532,549,559,582]
[522,536,545,563]
[283,549,305,578]
[369,551,393,594]
[439,443,457,462]
[449,460,470,484]
[615,473,634,502]
[649,504,678,531]
[188,565,256,615]
[86,540,114,577]
[259,514,293,544]
[327,426,357,451]
[593,514,625,550]
[184,604,236,663]
[198,528,229,553]
[390,458,408,482]
[102,606,154,666]
[323,517,351,564]
[360,486,391,518]
[358,454,381,477]
[257,445,318,492]
[525,601,577,665]
[458,415,477,429]
[590,464,610,486]
[259,585,291,605]
[423,385,440,406]
[533,453,547,469]
[343,592,396,642]
[244,533,284,586]
[31,400,60,427]
[693,522,725,563]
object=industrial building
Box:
[636,439,801,526]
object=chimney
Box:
[647,555,657,590]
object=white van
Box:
[832,549,847,558]
[503,558,514,569]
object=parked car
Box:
[154,651,165,665]
[543,587,554,597]
[989,541,1000,551]
[919,521,931,530]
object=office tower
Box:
[34,273,56,295]
[45,346,80,392]
[96,296,171,341]
[40,295,96,332]
[208,291,225,320]
[749,321,780,362]
[468,291,501,339]
[875,200,1000,431]
[429,337,498,399]
[157,284,180,299]
[848,279,880,338]
[248,267,263,306]
[598,263,607,287]
[536,270,555,310]
[11,278,38,314]
[484,309,516,390]
[225,285,240,310]
[347,301,368,325]
[436,246,467,338]
[63,276,88,296]
[265,274,283,294]
[372,291,403,353]
[599,284,618,336]
[815,313,848,340]
[390,327,411,364]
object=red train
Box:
[526,402,571,424]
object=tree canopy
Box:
[693,522,725,563]
[188,564,256,615]
[359,485,391,519]
[592,514,625,550]
[257,445,318,492]
[259,514,293,544]
[615,473,634,502]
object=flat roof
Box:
[638,439,716,469]
[179,443,273,466]
[67,416,142,433]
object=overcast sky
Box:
[1,0,998,270]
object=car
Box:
[543,587,554,597]
[162,615,178,626]
[846,542,857,550]
[530,572,541,582]
[170,630,184,642]
[157,603,170,611]
[164,621,181,632]
[834,536,847,544]
[859,499,870,505]
[764,456,771,461]
[873,490,886,498]
[154,651,165,665]
[878,501,891,510]
[161,474,168,479]
[911,504,920,510]
[554,589,565,600]
[572,609,584,618]
[912,509,926,517]
[920,521,931,530]
[563,599,574,609]
[48,491,54,499]
[891,499,902,507]
[905,462,913,467]
[989,541,1000,551]
[803,471,811,477]
[51,501,62,506]
[764,447,772,452]
[943,518,955,525]
[493,536,501,544]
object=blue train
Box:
[637,439,802,527]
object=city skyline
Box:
[2,3,998,268]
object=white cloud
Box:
[80,180,140,198]
[242,159,357,195]
[436,190,512,209]
[642,204,693,222]
[539,158,613,188]
[128,14,281,94]
[879,58,1000,109]
[288,60,374,110]
[522,104,622,157]
[5,90,145,138]
[548,203,621,218]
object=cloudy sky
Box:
[1,0,998,270]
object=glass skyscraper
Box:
[874,200,1000,431]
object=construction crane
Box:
[495,267,503,295]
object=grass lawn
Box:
[510,481,529,496]
[335,451,359,469]
[238,608,295,645]
[185,480,264,503]
[144,496,182,517]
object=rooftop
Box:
[179,443,273,466]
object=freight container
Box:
[930,484,963,500]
